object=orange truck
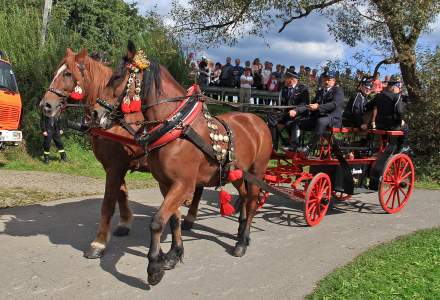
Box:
[0,53,22,149]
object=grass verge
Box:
[0,187,95,209]
[0,141,155,183]
[307,228,440,299]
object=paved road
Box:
[0,187,439,299]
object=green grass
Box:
[0,187,95,209]
[307,228,440,299]
[0,141,154,182]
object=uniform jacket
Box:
[279,84,310,106]
[298,86,344,125]
[366,90,405,127]
[40,115,62,134]
[342,92,367,126]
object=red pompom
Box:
[70,85,84,101]
[129,99,141,112]
[121,102,131,114]
[70,91,83,101]
[227,169,243,182]
[219,189,235,216]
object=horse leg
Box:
[84,168,124,259]
[148,182,188,285]
[232,181,260,257]
[113,177,133,237]
[163,210,184,270]
[232,179,248,238]
[181,186,203,230]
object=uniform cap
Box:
[285,68,299,78]
[322,70,336,79]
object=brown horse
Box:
[40,48,203,259]
[92,43,272,285]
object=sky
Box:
[132,0,440,76]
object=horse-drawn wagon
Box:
[262,127,414,226]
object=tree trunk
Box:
[397,47,423,103]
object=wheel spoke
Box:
[401,171,412,180]
[396,188,401,206]
[393,160,399,178]
[382,186,393,197]
[399,160,409,178]
[391,189,397,209]
[385,188,394,206]
[398,186,408,199]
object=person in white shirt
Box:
[239,67,254,110]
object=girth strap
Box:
[182,126,217,161]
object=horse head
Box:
[93,41,184,130]
[40,48,112,120]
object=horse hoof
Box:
[163,251,183,270]
[232,243,247,257]
[83,247,105,259]
[163,257,179,270]
[181,220,194,231]
[113,226,130,237]
[148,270,165,286]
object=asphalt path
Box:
[0,187,439,299]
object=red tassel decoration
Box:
[219,189,235,216]
[121,102,131,114]
[227,169,243,182]
[129,99,141,112]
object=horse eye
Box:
[64,72,72,77]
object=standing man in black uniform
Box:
[290,70,344,155]
[364,75,410,152]
[267,68,310,151]
[40,113,67,163]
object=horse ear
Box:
[65,48,74,56]
[76,48,88,61]
[127,40,136,60]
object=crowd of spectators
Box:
[188,55,393,103]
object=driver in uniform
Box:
[289,70,345,155]
[267,68,309,151]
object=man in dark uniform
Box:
[364,75,410,151]
[267,68,310,150]
[40,114,67,163]
[342,78,373,129]
[290,70,344,155]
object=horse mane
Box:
[83,57,113,104]
[142,60,162,99]
[106,58,162,100]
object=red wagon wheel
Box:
[379,153,415,214]
[303,173,332,226]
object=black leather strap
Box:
[182,126,217,160]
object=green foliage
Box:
[308,228,440,299]
[0,0,188,159]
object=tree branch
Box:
[373,57,399,76]
[278,0,343,33]
[199,0,253,32]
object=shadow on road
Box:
[0,188,384,290]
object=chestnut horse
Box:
[93,43,272,285]
[40,49,205,259]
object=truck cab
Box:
[0,53,22,149]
